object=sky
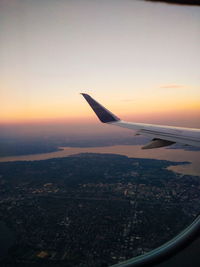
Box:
[0,0,200,133]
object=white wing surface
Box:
[81,93,200,149]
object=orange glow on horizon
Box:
[1,105,200,127]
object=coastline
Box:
[0,145,200,176]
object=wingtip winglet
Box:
[81,93,120,123]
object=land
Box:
[0,153,200,267]
[0,136,149,157]
[0,139,60,157]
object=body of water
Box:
[0,145,200,176]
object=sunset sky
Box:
[0,0,200,130]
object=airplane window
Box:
[0,1,199,267]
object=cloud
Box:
[159,84,185,89]
[121,99,135,102]
[143,0,200,6]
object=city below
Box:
[0,153,200,267]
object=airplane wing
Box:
[81,93,200,149]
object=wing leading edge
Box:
[81,93,200,149]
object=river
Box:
[0,145,200,176]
